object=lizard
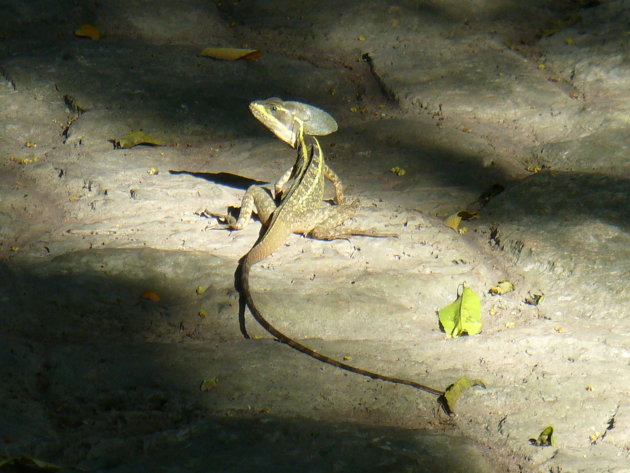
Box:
[214,97,445,398]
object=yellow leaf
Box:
[389,166,406,176]
[198,47,261,61]
[441,376,485,414]
[438,286,482,337]
[489,280,514,295]
[147,167,159,175]
[10,156,39,165]
[357,35,366,41]
[200,378,219,392]
[196,285,207,295]
[74,24,101,40]
[444,213,462,232]
[198,310,208,318]
[113,130,164,149]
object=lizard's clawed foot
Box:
[200,209,239,229]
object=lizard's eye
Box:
[271,105,278,112]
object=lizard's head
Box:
[249,97,337,148]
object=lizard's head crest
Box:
[250,98,337,147]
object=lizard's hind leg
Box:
[308,201,397,240]
[306,202,359,240]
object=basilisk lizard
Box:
[215,97,444,398]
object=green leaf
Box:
[438,286,482,337]
[532,426,555,447]
[112,130,164,149]
[441,376,486,414]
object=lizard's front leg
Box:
[273,166,295,200]
[220,185,277,229]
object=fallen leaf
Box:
[112,130,164,149]
[198,47,261,61]
[489,280,514,295]
[531,426,555,446]
[441,376,486,414]
[0,454,84,471]
[444,213,462,232]
[525,292,545,306]
[147,167,159,175]
[389,166,406,176]
[196,285,207,295]
[10,156,39,165]
[141,290,160,302]
[538,13,581,37]
[200,378,219,392]
[198,310,208,318]
[438,286,482,337]
[74,24,101,40]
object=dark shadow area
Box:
[1,0,622,209]
[169,170,266,191]
[483,171,629,231]
[0,256,495,472]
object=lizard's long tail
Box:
[239,256,445,397]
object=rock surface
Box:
[1,1,628,472]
